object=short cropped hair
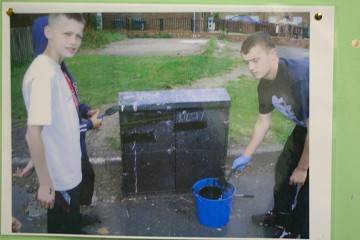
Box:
[48,13,86,26]
[241,32,275,54]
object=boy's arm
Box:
[289,119,309,185]
[243,112,272,157]
[232,113,272,170]
[25,125,55,209]
[79,103,91,119]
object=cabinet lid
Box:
[118,88,230,112]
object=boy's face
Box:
[45,15,84,61]
[242,45,277,80]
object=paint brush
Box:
[98,105,121,119]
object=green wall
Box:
[2,0,360,239]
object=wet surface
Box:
[12,151,282,238]
[199,186,223,199]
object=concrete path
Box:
[12,151,281,238]
[79,38,209,57]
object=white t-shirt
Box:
[22,54,82,191]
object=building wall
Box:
[218,12,310,26]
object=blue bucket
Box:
[192,178,235,228]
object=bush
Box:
[81,28,127,49]
[219,28,229,40]
[156,32,172,38]
[127,32,172,39]
[203,37,216,56]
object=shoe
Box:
[252,210,290,230]
[278,229,300,238]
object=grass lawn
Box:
[11,39,237,126]
[11,37,292,145]
[69,53,236,106]
[226,75,294,145]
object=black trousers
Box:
[80,154,95,206]
[47,183,81,234]
[273,125,309,238]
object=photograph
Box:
[2,3,333,239]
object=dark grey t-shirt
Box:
[258,58,309,127]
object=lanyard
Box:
[63,71,79,112]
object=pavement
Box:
[12,150,282,238]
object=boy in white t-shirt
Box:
[22,13,86,234]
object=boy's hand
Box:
[289,167,307,185]
[231,154,252,171]
[87,109,97,118]
[90,109,102,129]
[37,185,55,209]
[12,217,22,232]
[13,160,34,178]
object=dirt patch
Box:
[86,103,121,159]
[189,65,249,89]
[79,38,209,57]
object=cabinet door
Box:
[174,108,229,192]
[121,111,175,195]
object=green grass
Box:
[11,62,31,126]
[11,39,236,126]
[128,32,172,39]
[69,53,235,107]
[80,29,127,49]
[226,75,294,145]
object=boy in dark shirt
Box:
[232,32,309,238]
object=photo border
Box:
[1,3,334,239]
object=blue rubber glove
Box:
[231,155,252,171]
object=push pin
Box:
[6,8,14,17]
[314,12,322,21]
[352,40,360,48]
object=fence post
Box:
[160,18,164,31]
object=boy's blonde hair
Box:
[48,13,86,26]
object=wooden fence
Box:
[11,27,33,64]
[112,17,195,32]
[112,17,309,39]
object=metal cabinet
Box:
[119,88,230,196]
